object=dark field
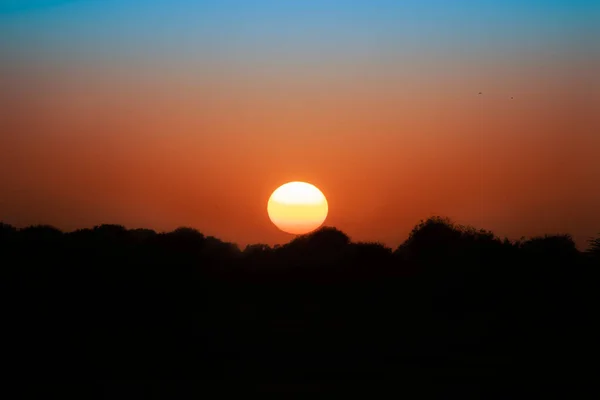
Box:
[2,217,599,397]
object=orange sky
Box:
[1,55,599,249]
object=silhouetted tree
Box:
[587,234,600,260]
[520,234,579,266]
[0,220,18,245]
[203,235,241,261]
[243,243,272,254]
[277,227,351,270]
[159,227,205,257]
[346,241,393,276]
[129,228,157,243]
[0,222,17,237]
[1,216,597,396]
[394,216,504,273]
[168,226,205,243]
[19,224,63,241]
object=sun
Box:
[267,181,328,235]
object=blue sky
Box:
[1,0,597,63]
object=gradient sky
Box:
[1,0,599,248]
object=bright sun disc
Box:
[267,181,328,234]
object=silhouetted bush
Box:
[0,217,597,395]
[587,234,600,261]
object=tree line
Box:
[1,217,598,396]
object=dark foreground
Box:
[2,217,599,397]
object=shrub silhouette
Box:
[19,224,63,242]
[0,216,598,395]
[243,243,272,255]
[587,234,600,260]
[287,226,351,251]
[521,234,578,257]
[0,222,17,237]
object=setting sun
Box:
[267,182,328,235]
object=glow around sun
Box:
[267,181,328,235]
